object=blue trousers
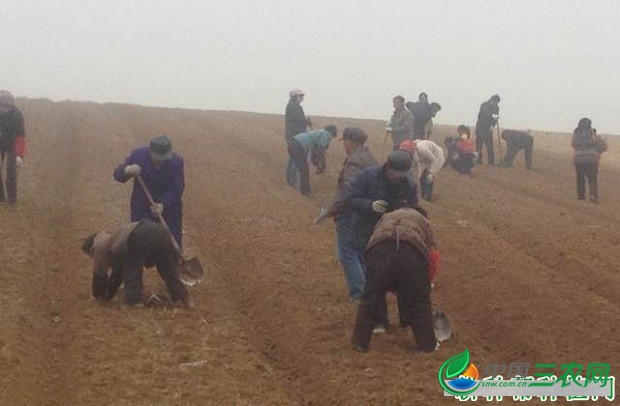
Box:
[286,157,299,186]
[336,214,366,300]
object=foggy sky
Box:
[3,0,619,133]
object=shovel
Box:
[135,175,204,286]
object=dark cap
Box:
[341,127,367,144]
[149,135,173,160]
[387,150,412,176]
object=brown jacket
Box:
[329,145,377,217]
[367,208,438,257]
[91,222,141,275]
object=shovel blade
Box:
[179,257,204,285]
[433,308,453,342]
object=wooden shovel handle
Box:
[135,175,184,257]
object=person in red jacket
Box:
[351,205,440,353]
[0,90,26,205]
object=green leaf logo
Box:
[445,349,470,379]
[438,349,481,396]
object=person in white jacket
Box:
[414,140,445,201]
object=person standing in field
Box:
[285,89,311,187]
[406,92,431,140]
[0,90,27,206]
[475,94,500,165]
[571,118,606,203]
[425,102,442,140]
[113,135,185,248]
[386,95,415,149]
[324,127,377,302]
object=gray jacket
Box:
[571,129,599,165]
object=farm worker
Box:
[323,127,377,302]
[288,125,338,197]
[346,150,419,333]
[285,88,311,187]
[475,94,500,165]
[113,135,185,248]
[400,140,445,202]
[351,205,440,353]
[0,90,27,205]
[500,130,534,170]
[424,102,442,140]
[386,95,415,149]
[406,92,431,140]
[81,220,191,307]
[571,118,606,203]
[443,125,476,174]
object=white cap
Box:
[289,88,304,98]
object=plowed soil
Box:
[0,99,618,405]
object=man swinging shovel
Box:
[113,135,204,285]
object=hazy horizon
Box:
[3,1,619,134]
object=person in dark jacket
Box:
[352,206,440,352]
[501,130,534,170]
[571,118,603,202]
[325,127,377,301]
[346,151,419,332]
[406,93,431,140]
[285,89,311,187]
[113,135,185,248]
[0,91,27,205]
[475,94,500,165]
[82,220,191,308]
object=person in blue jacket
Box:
[346,150,419,333]
[113,135,185,248]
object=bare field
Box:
[0,99,618,405]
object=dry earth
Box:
[0,99,618,405]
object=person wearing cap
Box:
[324,127,377,301]
[500,129,534,170]
[288,125,338,197]
[113,135,185,247]
[0,90,27,205]
[81,220,191,308]
[351,205,440,353]
[475,94,500,165]
[285,89,311,187]
[346,150,419,332]
[386,96,415,149]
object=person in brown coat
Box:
[324,127,377,301]
[571,118,605,202]
[352,206,440,352]
[81,220,191,307]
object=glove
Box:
[124,164,142,177]
[426,172,434,183]
[371,200,389,213]
[16,156,23,167]
[428,249,441,283]
[151,203,164,216]
[386,126,393,133]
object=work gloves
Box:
[151,203,164,216]
[426,172,434,183]
[124,164,142,177]
[16,157,23,167]
[371,200,389,214]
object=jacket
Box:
[0,103,26,155]
[571,128,600,165]
[388,108,415,147]
[415,140,445,175]
[293,129,333,155]
[285,99,308,143]
[367,208,438,256]
[346,166,418,249]
[113,147,185,246]
[329,145,377,218]
[476,100,499,131]
[91,222,142,277]
[501,130,533,147]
